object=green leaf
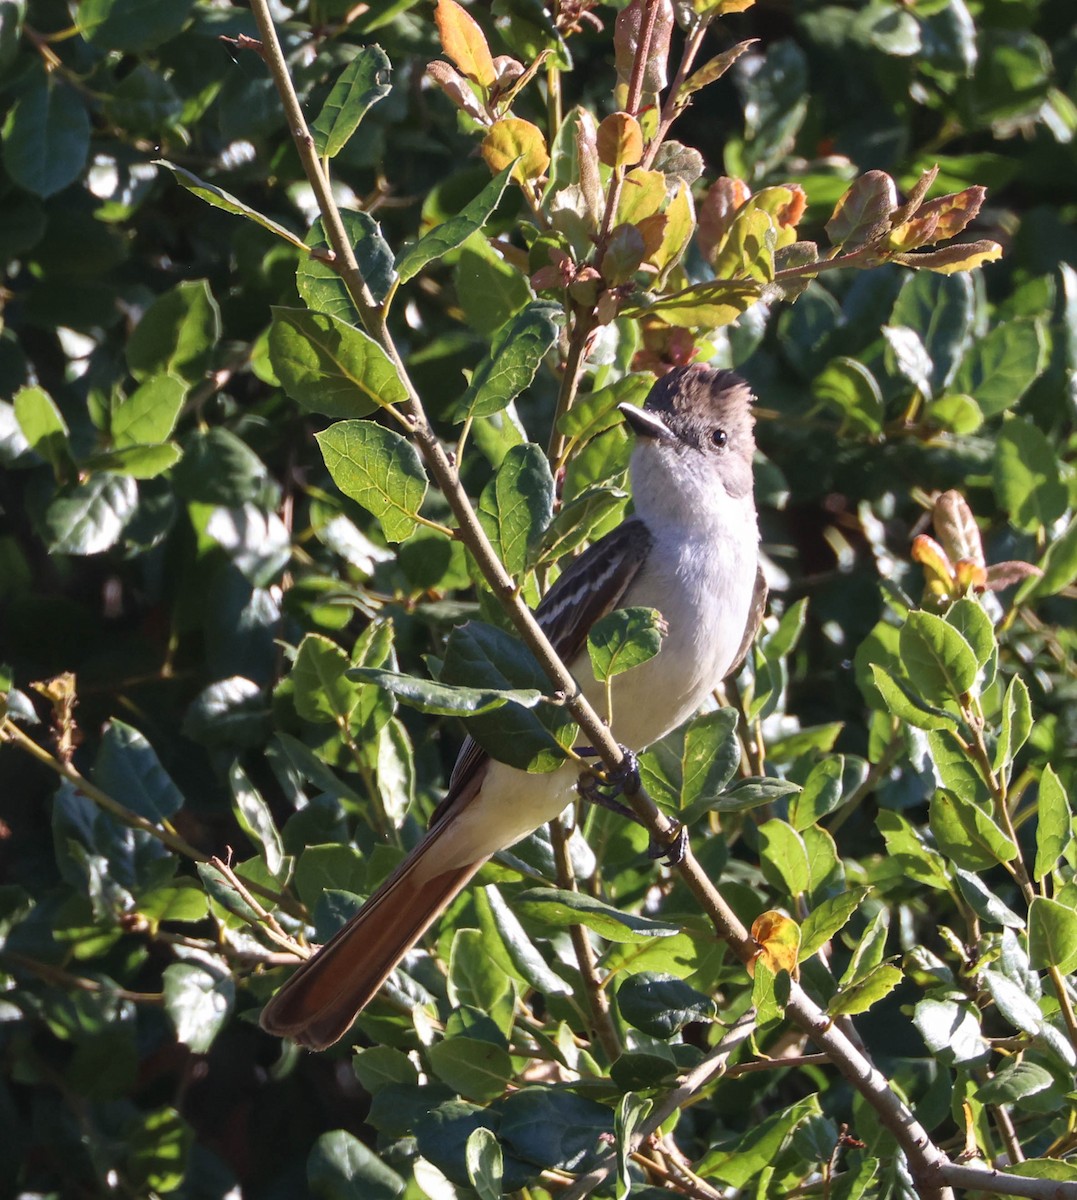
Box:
[478,443,554,576]
[945,598,995,676]
[708,777,801,813]
[298,211,396,315]
[758,819,811,900]
[1,71,90,198]
[1027,516,1077,598]
[587,606,665,683]
[929,791,1017,870]
[82,443,181,480]
[79,0,192,52]
[913,996,988,1066]
[514,888,681,943]
[110,374,185,448]
[440,621,576,772]
[311,46,392,158]
[162,963,233,1054]
[890,264,975,395]
[456,301,563,419]
[172,428,268,506]
[869,665,958,731]
[927,729,990,805]
[157,161,308,250]
[230,763,284,877]
[697,1097,821,1186]
[623,278,761,329]
[455,232,532,335]
[993,417,1068,534]
[680,708,741,811]
[125,1108,193,1195]
[475,884,573,997]
[900,609,979,702]
[531,486,628,566]
[307,1130,406,1200]
[982,968,1044,1037]
[498,1087,613,1174]
[13,385,71,476]
[350,667,543,716]
[44,475,138,556]
[1034,765,1072,882]
[466,1126,503,1200]
[1029,897,1077,973]
[977,1061,1054,1106]
[292,634,362,725]
[812,357,883,435]
[789,756,845,830]
[800,887,871,960]
[428,1036,513,1104]
[953,317,1046,417]
[127,279,221,385]
[828,963,902,1017]
[270,308,408,418]
[94,720,183,822]
[295,845,367,911]
[988,676,1031,777]
[615,1094,652,1200]
[395,164,515,285]
[316,420,427,542]
[617,972,716,1037]
[353,1046,418,1095]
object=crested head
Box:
[621,366,757,503]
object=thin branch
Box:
[550,819,623,1063]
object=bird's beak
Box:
[619,402,675,442]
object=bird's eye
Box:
[711,428,728,449]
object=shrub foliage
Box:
[0,0,1075,1197]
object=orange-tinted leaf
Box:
[918,186,986,241]
[888,211,941,252]
[933,490,984,568]
[911,535,956,592]
[954,560,988,593]
[890,164,940,227]
[698,176,751,263]
[750,910,801,979]
[597,111,644,168]
[826,171,897,250]
[481,117,550,183]
[894,240,1003,275]
[427,60,485,122]
[636,213,668,263]
[682,39,757,97]
[435,0,497,89]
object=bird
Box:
[259,364,766,1049]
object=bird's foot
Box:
[577,748,687,863]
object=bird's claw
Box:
[577,746,641,821]
[647,822,688,866]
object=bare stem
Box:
[549,819,623,1063]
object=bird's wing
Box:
[436,517,654,819]
[726,562,768,678]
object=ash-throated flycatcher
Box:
[260,365,765,1049]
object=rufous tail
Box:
[259,836,481,1049]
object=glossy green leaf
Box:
[162,963,233,1054]
[455,301,562,419]
[316,420,426,542]
[929,791,1016,870]
[789,756,845,830]
[800,887,871,960]
[440,621,576,771]
[623,278,761,328]
[680,707,741,810]
[44,475,138,555]
[617,972,716,1037]
[298,211,396,315]
[157,162,308,250]
[79,0,192,52]
[292,633,362,725]
[13,385,71,476]
[758,819,811,899]
[1,72,90,197]
[478,443,554,576]
[828,963,902,1017]
[900,609,979,702]
[587,606,665,683]
[1034,765,1072,882]
[1029,897,1077,973]
[307,1130,406,1200]
[993,417,1068,534]
[270,308,408,418]
[812,357,883,434]
[514,888,681,942]
[311,46,392,158]
[395,164,515,284]
[953,317,1046,416]
[127,279,220,385]
[110,374,185,449]
[466,1126,503,1200]
[870,665,958,730]
[350,667,542,716]
[977,1061,1054,1106]
[94,720,183,822]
